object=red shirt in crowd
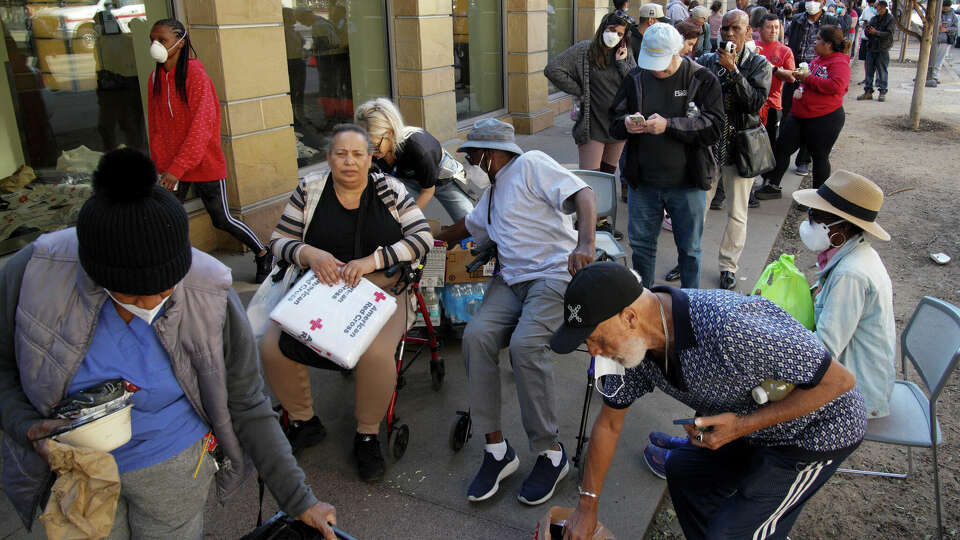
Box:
[148,58,227,182]
[791,51,851,119]
[757,40,796,124]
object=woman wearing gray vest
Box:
[0,149,338,539]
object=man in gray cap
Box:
[436,118,597,506]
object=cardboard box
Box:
[445,246,495,284]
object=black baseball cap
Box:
[550,262,644,354]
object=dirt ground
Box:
[644,47,960,539]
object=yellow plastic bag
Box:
[750,254,815,330]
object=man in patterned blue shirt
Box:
[550,262,866,540]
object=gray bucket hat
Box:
[457,118,524,155]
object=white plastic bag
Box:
[269,273,397,370]
[246,264,298,341]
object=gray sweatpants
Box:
[105,437,215,540]
[462,275,567,453]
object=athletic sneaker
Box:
[518,442,569,506]
[648,431,689,450]
[754,184,783,200]
[254,250,274,284]
[795,163,811,177]
[354,432,386,483]
[467,440,520,502]
[643,444,669,480]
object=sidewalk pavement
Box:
[0,117,805,540]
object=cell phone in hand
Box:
[723,41,735,54]
[628,113,645,125]
[673,417,713,431]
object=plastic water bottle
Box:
[752,379,795,404]
[465,284,483,318]
[686,102,700,118]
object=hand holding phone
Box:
[628,113,645,126]
[673,417,713,431]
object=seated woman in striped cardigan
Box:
[260,124,433,484]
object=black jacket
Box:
[785,12,840,61]
[696,48,772,132]
[609,57,725,190]
[865,12,895,52]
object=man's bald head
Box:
[720,9,751,52]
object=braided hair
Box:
[151,19,197,104]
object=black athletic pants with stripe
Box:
[666,438,854,540]
[174,179,265,253]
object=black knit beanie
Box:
[77,148,191,295]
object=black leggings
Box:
[766,107,845,189]
[175,179,265,253]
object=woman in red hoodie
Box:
[148,19,273,283]
[757,25,850,195]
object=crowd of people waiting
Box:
[0,2,935,537]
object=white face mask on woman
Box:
[105,290,173,325]
[150,33,186,64]
[602,31,622,48]
[798,219,844,252]
[805,1,823,15]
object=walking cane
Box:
[573,356,597,484]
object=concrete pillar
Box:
[577,0,608,41]
[393,0,457,142]
[181,0,297,251]
[507,0,553,134]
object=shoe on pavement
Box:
[518,443,570,506]
[748,190,760,209]
[856,90,873,101]
[755,184,782,200]
[254,250,274,284]
[354,432,386,483]
[649,431,689,450]
[794,164,811,176]
[710,196,725,210]
[643,444,669,480]
[925,79,938,88]
[283,414,327,454]
[662,213,673,232]
[665,265,681,282]
[467,441,520,502]
[720,270,736,290]
[877,91,887,102]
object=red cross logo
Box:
[310,318,323,330]
[374,292,386,303]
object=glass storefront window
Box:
[453,0,503,121]
[0,0,170,254]
[547,0,574,95]
[281,0,391,169]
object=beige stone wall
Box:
[181,0,298,251]
[507,0,554,134]
[394,0,458,142]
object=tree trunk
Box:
[898,0,911,62]
[908,0,943,129]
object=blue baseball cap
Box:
[636,23,683,71]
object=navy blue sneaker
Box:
[518,442,569,506]
[467,441,520,502]
[643,444,669,480]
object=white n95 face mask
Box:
[805,1,822,15]
[602,31,621,48]
[105,290,172,325]
[150,33,186,63]
[798,219,844,252]
[594,355,626,398]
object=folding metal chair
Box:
[838,296,960,539]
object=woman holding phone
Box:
[545,13,637,173]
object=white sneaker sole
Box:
[467,455,520,502]
[517,460,570,506]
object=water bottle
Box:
[752,379,795,404]
[686,102,700,118]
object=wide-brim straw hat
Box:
[792,170,890,241]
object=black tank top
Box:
[303,175,402,263]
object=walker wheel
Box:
[430,359,445,391]
[449,411,472,452]
[391,424,410,460]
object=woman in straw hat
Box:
[794,170,895,419]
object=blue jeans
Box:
[627,183,706,288]
[400,178,475,223]
[864,49,889,92]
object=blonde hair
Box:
[354,98,422,151]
